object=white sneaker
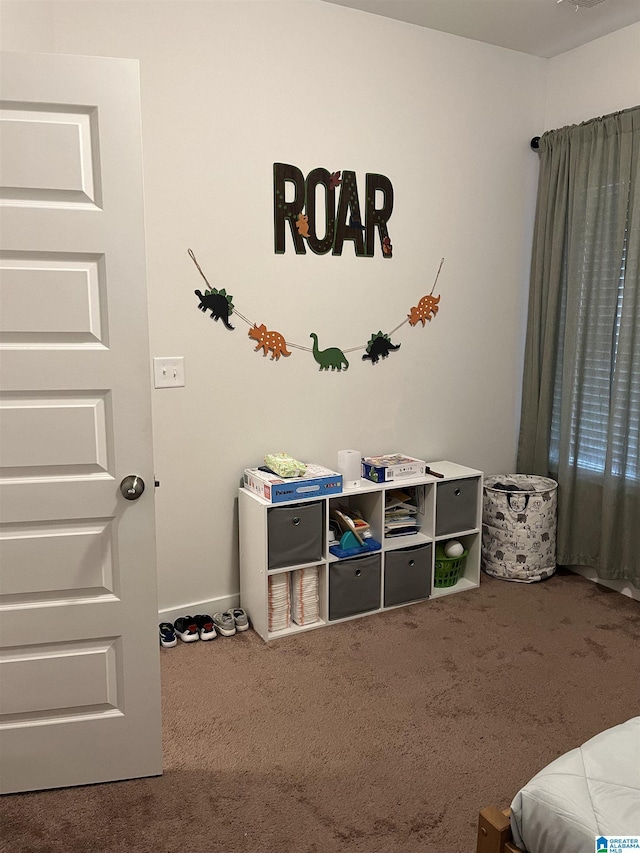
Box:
[228,608,249,632]
[212,611,236,637]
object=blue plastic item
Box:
[329,537,382,559]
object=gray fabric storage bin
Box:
[267,501,323,570]
[435,478,479,536]
[329,553,381,620]
[384,543,431,607]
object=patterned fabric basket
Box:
[482,474,557,583]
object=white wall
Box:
[545,22,640,129]
[1,0,545,616]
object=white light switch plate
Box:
[153,357,185,388]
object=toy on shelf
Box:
[444,539,464,558]
[329,532,381,559]
[329,505,381,558]
[330,508,367,542]
[362,454,427,483]
[244,464,342,503]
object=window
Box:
[549,176,639,481]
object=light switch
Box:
[153,357,185,388]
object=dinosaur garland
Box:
[189,249,443,370]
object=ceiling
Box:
[319,0,640,58]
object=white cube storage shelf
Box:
[238,461,483,641]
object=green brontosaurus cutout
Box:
[309,333,349,371]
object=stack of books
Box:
[384,489,420,538]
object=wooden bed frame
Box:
[476,807,525,853]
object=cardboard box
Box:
[244,464,343,503]
[361,454,427,483]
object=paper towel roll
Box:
[338,450,361,488]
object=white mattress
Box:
[510,717,640,853]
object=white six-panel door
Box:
[0,52,162,793]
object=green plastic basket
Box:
[434,545,468,588]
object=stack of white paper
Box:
[268,573,291,632]
[290,566,319,626]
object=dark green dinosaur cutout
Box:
[310,333,349,371]
[362,331,401,365]
[195,287,235,330]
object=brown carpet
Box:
[2,569,640,853]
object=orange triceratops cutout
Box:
[248,323,292,361]
[408,293,440,327]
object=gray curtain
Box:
[517,106,640,588]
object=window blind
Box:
[550,174,639,481]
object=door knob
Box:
[120,475,145,500]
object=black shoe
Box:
[174,616,199,643]
[159,622,177,648]
[193,614,217,641]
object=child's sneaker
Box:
[212,611,236,637]
[159,622,177,648]
[174,616,200,643]
[228,608,249,632]
[193,614,217,641]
